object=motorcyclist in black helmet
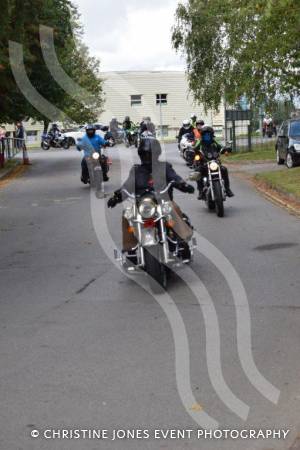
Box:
[107,138,194,247]
[193,126,234,199]
[77,124,109,183]
[49,123,61,145]
[108,138,194,207]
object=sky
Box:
[74,0,185,72]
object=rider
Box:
[190,113,197,128]
[178,119,194,143]
[140,117,156,136]
[109,117,121,139]
[49,123,60,144]
[77,124,109,184]
[123,116,136,145]
[107,138,195,249]
[193,126,234,200]
[193,119,205,140]
[123,116,134,131]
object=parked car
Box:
[276,119,300,168]
[64,123,105,146]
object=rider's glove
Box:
[107,196,118,208]
[180,183,195,194]
[186,184,195,194]
[107,191,122,208]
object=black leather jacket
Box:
[115,162,188,201]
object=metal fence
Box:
[224,122,277,153]
[0,137,25,168]
[224,103,298,153]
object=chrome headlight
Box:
[138,198,156,219]
[123,206,134,220]
[161,201,173,215]
[92,152,100,160]
[209,161,219,171]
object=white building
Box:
[1,71,225,147]
[99,71,225,138]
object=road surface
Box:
[0,144,299,450]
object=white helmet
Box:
[183,119,190,129]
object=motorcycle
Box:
[190,146,232,218]
[179,133,195,167]
[84,151,110,199]
[41,132,70,150]
[125,127,139,148]
[114,181,197,292]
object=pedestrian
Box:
[0,126,6,164]
[15,122,25,149]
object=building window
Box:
[156,94,168,105]
[131,95,142,106]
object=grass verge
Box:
[227,146,275,162]
[255,167,300,201]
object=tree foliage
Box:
[0,0,103,127]
[172,0,300,110]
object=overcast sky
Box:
[74,0,185,72]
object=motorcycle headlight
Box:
[209,161,219,171]
[92,152,100,160]
[138,198,156,219]
[161,201,173,215]
[123,206,134,220]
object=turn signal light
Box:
[166,220,175,228]
[128,226,135,234]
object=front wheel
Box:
[41,141,50,150]
[286,152,294,169]
[213,181,224,217]
[276,149,284,165]
[62,140,70,149]
[144,246,167,293]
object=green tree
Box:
[172,0,300,110]
[0,0,103,128]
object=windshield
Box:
[290,121,300,138]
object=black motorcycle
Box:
[190,146,232,218]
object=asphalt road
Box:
[0,144,299,450]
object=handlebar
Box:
[121,181,175,199]
[159,181,175,194]
[121,189,136,199]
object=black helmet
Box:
[86,123,96,137]
[124,116,130,122]
[196,119,205,126]
[201,126,214,144]
[138,138,161,165]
